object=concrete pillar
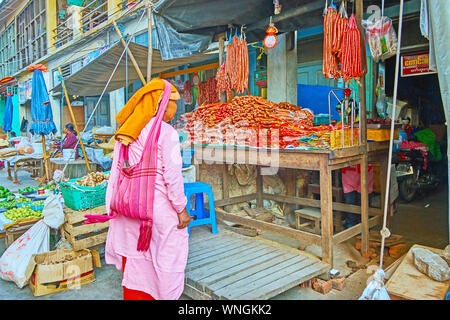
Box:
[46,0,57,52]
[267,31,298,105]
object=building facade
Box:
[0,0,153,136]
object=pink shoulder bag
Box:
[84,79,172,251]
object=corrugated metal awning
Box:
[50,41,214,96]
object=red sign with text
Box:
[401,52,437,77]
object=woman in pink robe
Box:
[104,98,190,300]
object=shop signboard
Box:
[401,52,437,77]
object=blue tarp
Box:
[2,94,13,132]
[29,69,57,135]
[297,84,343,121]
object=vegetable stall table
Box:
[0,154,44,184]
[191,141,389,267]
[48,158,101,180]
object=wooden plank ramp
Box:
[183,226,330,300]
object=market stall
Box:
[153,0,398,267]
[177,98,390,265]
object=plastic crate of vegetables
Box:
[31,200,45,211]
[59,172,109,211]
[15,198,33,208]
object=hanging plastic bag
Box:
[363,16,398,62]
[359,269,391,300]
[0,194,65,288]
[15,137,34,155]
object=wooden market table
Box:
[48,158,101,180]
[191,141,390,267]
[4,155,44,184]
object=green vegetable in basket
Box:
[15,197,32,203]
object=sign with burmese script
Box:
[401,52,437,77]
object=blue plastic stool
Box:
[184,182,218,236]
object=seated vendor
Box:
[341,164,374,228]
[52,123,79,158]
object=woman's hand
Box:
[177,208,190,229]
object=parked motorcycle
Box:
[394,148,440,202]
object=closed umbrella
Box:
[3,93,13,138]
[28,64,56,182]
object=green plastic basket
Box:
[60,178,108,211]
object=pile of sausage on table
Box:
[176,95,349,150]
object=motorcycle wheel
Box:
[399,176,416,202]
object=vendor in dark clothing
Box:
[52,123,79,158]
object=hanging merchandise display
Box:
[363,16,398,62]
[223,28,249,95]
[183,79,192,104]
[332,2,349,60]
[216,62,232,96]
[323,0,340,79]
[341,14,365,81]
[197,77,219,105]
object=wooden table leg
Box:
[13,161,20,184]
[222,164,229,203]
[256,166,263,209]
[320,157,333,266]
[6,162,12,180]
[360,154,370,257]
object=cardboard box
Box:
[29,249,101,297]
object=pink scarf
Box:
[84,79,172,251]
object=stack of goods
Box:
[198,77,219,105]
[60,171,110,210]
[0,186,13,200]
[176,95,355,150]
[74,171,110,187]
[3,206,43,221]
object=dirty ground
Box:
[0,169,447,300]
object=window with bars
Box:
[0,22,17,79]
[80,0,109,33]
[54,0,74,48]
[16,0,47,70]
